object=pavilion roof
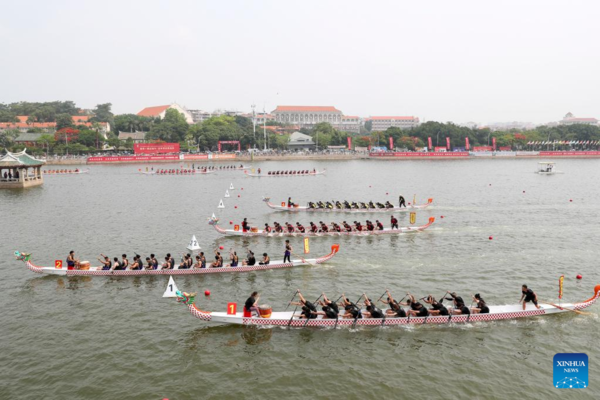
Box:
[0,149,45,167]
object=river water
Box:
[1,159,599,399]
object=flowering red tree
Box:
[55,128,80,143]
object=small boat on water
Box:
[536,162,563,175]
[174,285,600,327]
[245,169,326,177]
[209,216,435,237]
[139,169,214,175]
[14,246,339,276]
[263,197,433,213]
[44,169,89,175]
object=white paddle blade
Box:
[163,276,179,298]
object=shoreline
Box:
[42,152,600,165]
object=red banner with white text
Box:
[88,155,181,163]
[427,137,432,149]
[134,143,180,154]
[446,137,450,150]
[370,152,469,158]
[389,137,394,150]
[347,136,352,149]
[465,137,470,150]
[492,137,496,151]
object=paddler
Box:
[97,254,111,270]
[339,294,361,319]
[444,291,470,315]
[343,221,352,232]
[285,222,295,233]
[296,222,306,233]
[424,295,449,316]
[317,293,339,319]
[375,220,384,230]
[354,221,363,231]
[390,215,399,229]
[381,290,407,317]
[400,293,429,317]
[332,222,342,232]
[519,285,540,310]
[309,222,318,233]
[264,223,272,233]
[366,220,375,231]
[319,221,329,232]
[471,293,490,314]
[291,291,318,319]
[362,295,384,318]
[398,195,406,208]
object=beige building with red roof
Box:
[368,116,420,131]
[137,103,194,124]
[0,115,110,134]
[272,105,343,128]
[559,112,598,126]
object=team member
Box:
[519,285,540,310]
[362,295,384,318]
[283,240,292,263]
[258,253,270,265]
[390,216,399,229]
[424,295,449,316]
[97,254,111,271]
[398,195,406,208]
[400,293,428,317]
[471,293,490,314]
[245,291,261,317]
[317,293,339,319]
[67,251,79,270]
[381,290,407,317]
[444,291,470,315]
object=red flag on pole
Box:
[492,137,496,151]
[347,136,352,149]
[465,137,470,150]
[446,137,450,150]
[428,137,432,150]
[389,137,394,150]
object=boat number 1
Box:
[169,284,173,292]
[55,260,62,269]
[227,302,237,315]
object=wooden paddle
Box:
[285,289,299,311]
[352,294,365,329]
[292,251,316,267]
[303,294,323,327]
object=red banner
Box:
[446,137,450,150]
[88,155,180,163]
[389,137,394,150]
[209,153,237,160]
[465,137,470,150]
[218,140,241,152]
[347,136,352,149]
[183,154,209,160]
[134,143,180,154]
[492,137,496,151]
[539,151,600,156]
[472,146,493,152]
[370,152,469,158]
[427,137,432,149]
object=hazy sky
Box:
[1,0,599,124]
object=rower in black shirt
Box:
[339,294,361,319]
[241,218,250,232]
[317,293,339,319]
[381,290,407,317]
[400,293,428,317]
[471,293,490,314]
[362,295,384,318]
[444,291,470,315]
[519,285,540,310]
[424,295,449,316]
[245,291,260,317]
[291,291,318,319]
[398,195,406,208]
[390,216,398,229]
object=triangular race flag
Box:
[163,276,179,298]
[187,235,201,251]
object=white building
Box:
[137,103,194,124]
[340,116,361,133]
[368,116,420,131]
[559,112,598,126]
[272,106,343,128]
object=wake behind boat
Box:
[174,285,600,328]
[209,216,435,237]
[263,197,433,213]
[14,246,339,276]
[535,162,563,175]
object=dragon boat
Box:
[14,247,339,276]
[263,197,433,213]
[244,170,326,177]
[139,170,214,175]
[174,285,600,328]
[209,216,435,237]
[43,169,90,175]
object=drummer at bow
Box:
[245,291,261,317]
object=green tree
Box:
[37,134,56,154]
[56,113,74,130]
[0,129,20,150]
[147,109,189,143]
[364,120,373,132]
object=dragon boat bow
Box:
[175,285,600,327]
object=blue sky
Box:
[1,0,599,123]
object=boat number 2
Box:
[55,260,62,269]
[227,302,237,315]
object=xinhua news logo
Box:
[554,353,588,389]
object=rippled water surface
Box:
[1,158,599,399]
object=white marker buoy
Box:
[225,190,230,198]
[218,199,225,209]
[211,213,216,219]
[162,276,179,298]
[229,183,234,190]
[187,235,201,251]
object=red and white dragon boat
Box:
[139,169,214,175]
[244,169,326,177]
[263,197,433,213]
[43,169,90,175]
[209,216,435,237]
[14,246,339,276]
[174,285,600,328]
